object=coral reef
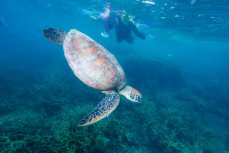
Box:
[0,59,228,153]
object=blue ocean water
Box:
[0,0,229,152]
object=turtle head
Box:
[119,85,142,103]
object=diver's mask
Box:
[121,14,131,24]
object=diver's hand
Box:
[145,34,155,40]
[101,31,112,39]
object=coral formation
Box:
[0,59,228,153]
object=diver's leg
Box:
[116,35,123,43]
[125,35,134,44]
[115,26,123,43]
[129,22,146,40]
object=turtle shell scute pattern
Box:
[64,29,126,91]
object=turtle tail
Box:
[43,27,67,45]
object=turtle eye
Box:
[130,93,135,100]
[129,93,142,102]
[135,95,142,102]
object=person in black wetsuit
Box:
[98,7,147,44]
[115,13,147,43]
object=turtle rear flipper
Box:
[78,92,120,126]
[43,27,67,45]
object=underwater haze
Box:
[0,0,229,152]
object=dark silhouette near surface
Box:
[97,5,147,44]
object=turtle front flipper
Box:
[78,92,120,126]
[43,27,67,45]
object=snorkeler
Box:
[115,12,147,43]
[98,5,147,43]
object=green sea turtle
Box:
[43,27,142,126]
